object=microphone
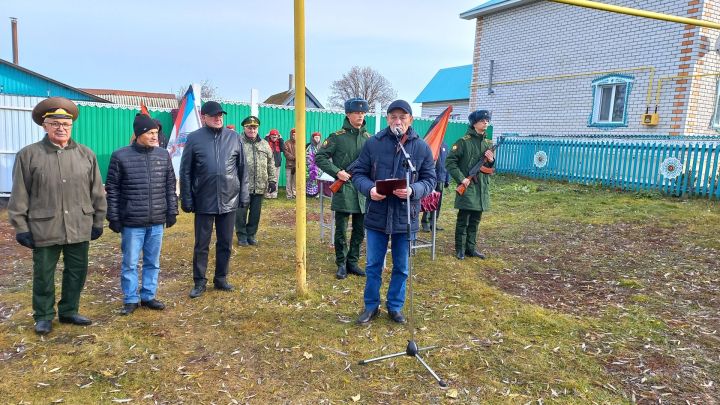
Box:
[393,126,403,137]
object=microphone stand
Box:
[358,130,447,387]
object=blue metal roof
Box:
[460,0,537,19]
[414,65,472,103]
[0,59,107,101]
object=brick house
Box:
[461,0,720,136]
[414,64,472,120]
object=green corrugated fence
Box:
[72,101,470,185]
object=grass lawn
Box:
[0,175,718,404]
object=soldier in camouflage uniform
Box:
[445,110,495,260]
[235,116,277,247]
[315,98,371,279]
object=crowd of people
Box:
[7,96,494,335]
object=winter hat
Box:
[133,114,159,136]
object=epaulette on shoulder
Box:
[462,134,472,140]
[334,129,347,136]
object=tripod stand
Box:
[358,132,447,387]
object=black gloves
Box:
[181,203,194,213]
[109,221,123,233]
[166,215,177,228]
[239,201,250,209]
[91,227,103,240]
[16,232,35,249]
[268,181,277,194]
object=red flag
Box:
[423,105,453,161]
[140,101,150,116]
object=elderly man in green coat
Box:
[446,110,495,260]
[8,97,107,335]
[315,98,371,279]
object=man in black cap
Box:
[351,99,436,324]
[8,97,107,335]
[180,101,250,298]
[446,110,495,260]
[315,97,371,279]
[106,114,178,315]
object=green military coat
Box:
[8,136,107,247]
[445,128,494,212]
[315,118,371,213]
[240,134,276,195]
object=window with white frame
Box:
[589,75,633,126]
[712,79,720,129]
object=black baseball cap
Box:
[200,101,227,116]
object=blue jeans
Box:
[364,229,412,312]
[120,225,164,304]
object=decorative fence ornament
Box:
[659,157,683,179]
[533,151,548,168]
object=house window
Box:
[589,75,633,127]
[712,79,720,129]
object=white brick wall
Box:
[468,0,720,137]
[420,100,470,119]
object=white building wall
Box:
[469,0,720,137]
[420,100,470,120]
[0,95,46,195]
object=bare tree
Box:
[328,66,397,112]
[173,79,219,100]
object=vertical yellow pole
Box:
[294,0,308,297]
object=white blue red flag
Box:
[167,85,201,176]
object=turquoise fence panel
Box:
[219,102,252,128]
[496,136,720,200]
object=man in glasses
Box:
[446,110,495,260]
[180,101,250,298]
[8,97,107,335]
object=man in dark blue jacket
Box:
[351,100,436,324]
[421,141,450,232]
[180,101,250,298]
[106,114,178,315]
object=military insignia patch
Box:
[322,140,329,147]
[452,145,458,151]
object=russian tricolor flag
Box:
[167,85,201,176]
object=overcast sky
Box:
[1,0,481,109]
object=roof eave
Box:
[460,0,538,19]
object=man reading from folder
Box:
[351,100,436,325]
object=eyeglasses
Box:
[45,122,73,129]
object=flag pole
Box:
[294,0,308,297]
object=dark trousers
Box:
[421,187,444,226]
[334,212,364,267]
[193,212,235,285]
[235,194,264,241]
[455,209,483,253]
[32,242,89,321]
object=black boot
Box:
[356,307,380,324]
[34,320,52,335]
[346,262,366,277]
[336,265,347,279]
[120,303,139,315]
[465,250,486,259]
[455,250,465,260]
[213,279,234,291]
[189,284,206,298]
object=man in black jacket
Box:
[106,114,178,315]
[180,101,250,298]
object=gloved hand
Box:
[166,215,177,228]
[91,227,103,240]
[239,200,250,209]
[267,181,277,194]
[16,232,35,249]
[181,203,194,213]
[109,221,123,233]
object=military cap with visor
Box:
[241,115,261,127]
[32,97,79,126]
